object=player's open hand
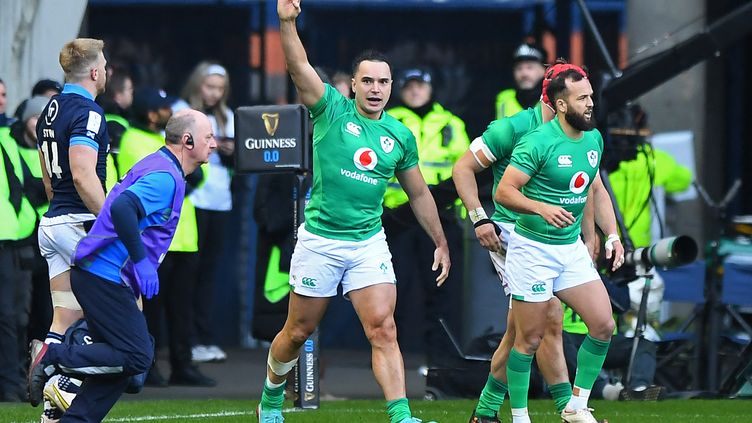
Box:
[432,244,451,287]
[475,222,503,254]
[539,204,576,228]
[605,234,625,271]
[278,0,302,21]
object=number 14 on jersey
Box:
[41,140,63,179]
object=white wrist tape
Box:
[267,351,299,377]
[468,207,488,224]
[605,233,620,251]
[469,137,496,168]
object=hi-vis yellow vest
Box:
[384,103,469,209]
[117,127,205,252]
[18,146,49,219]
[0,128,36,240]
[105,113,129,192]
[495,88,524,120]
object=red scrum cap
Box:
[541,62,587,109]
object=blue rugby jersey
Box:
[36,83,110,217]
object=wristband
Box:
[468,207,488,224]
[473,218,501,236]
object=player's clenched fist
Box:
[278,0,302,21]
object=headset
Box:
[185,133,194,150]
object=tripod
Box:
[694,178,742,392]
[625,265,655,388]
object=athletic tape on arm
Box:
[469,137,496,168]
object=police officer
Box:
[495,43,547,119]
[385,68,469,366]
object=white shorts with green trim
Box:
[505,228,600,303]
[289,224,396,298]
[488,221,515,298]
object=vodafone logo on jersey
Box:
[569,171,590,194]
[354,147,378,171]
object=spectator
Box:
[331,71,352,98]
[0,79,8,127]
[118,87,214,387]
[97,69,134,191]
[13,79,63,127]
[180,62,235,363]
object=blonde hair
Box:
[59,38,105,82]
[181,61,231,136]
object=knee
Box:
[364,315,397,347]
[590,318,615,340]
[516,331,544,354]
[284,323,315,348]
[129,348,153,375]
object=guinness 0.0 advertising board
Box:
[234,104,311,173]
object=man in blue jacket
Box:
[27,109,216,422]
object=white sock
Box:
[566,386,591,410]
[511,407,531,423]
[265,376,285,389]
[45,332,64,344]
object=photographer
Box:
[603,105,692,321]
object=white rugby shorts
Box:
[505,228,599,303]
[289,224,396,298]
[487,221,515,297]
[38,213,94,278]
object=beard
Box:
[516,82,542,109]
[564,108,596,131]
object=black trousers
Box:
[0,245,31,400]
[563,331,657,396]
[45,268,152,422]
[144,252,197,369]
[384,217,464,366]
[193,208,230,345]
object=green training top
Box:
[305,84,419,241]
[481,103,543,224]
[508,118,603,245]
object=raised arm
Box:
[396,166,450,286]
[70,145,105,215]
[495,166,575,229]
[278,0,325,107]
[453,140,501,253]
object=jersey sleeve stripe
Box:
[69,136,100,151]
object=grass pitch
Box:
[2,399,751,422]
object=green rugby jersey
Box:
[481,104,543,224]
[305,84,419,241]
[508,118,603,245]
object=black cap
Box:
[512,43,546,65]
[132,87,172,116]
[32,79,63,96]
[399,68,432,88]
